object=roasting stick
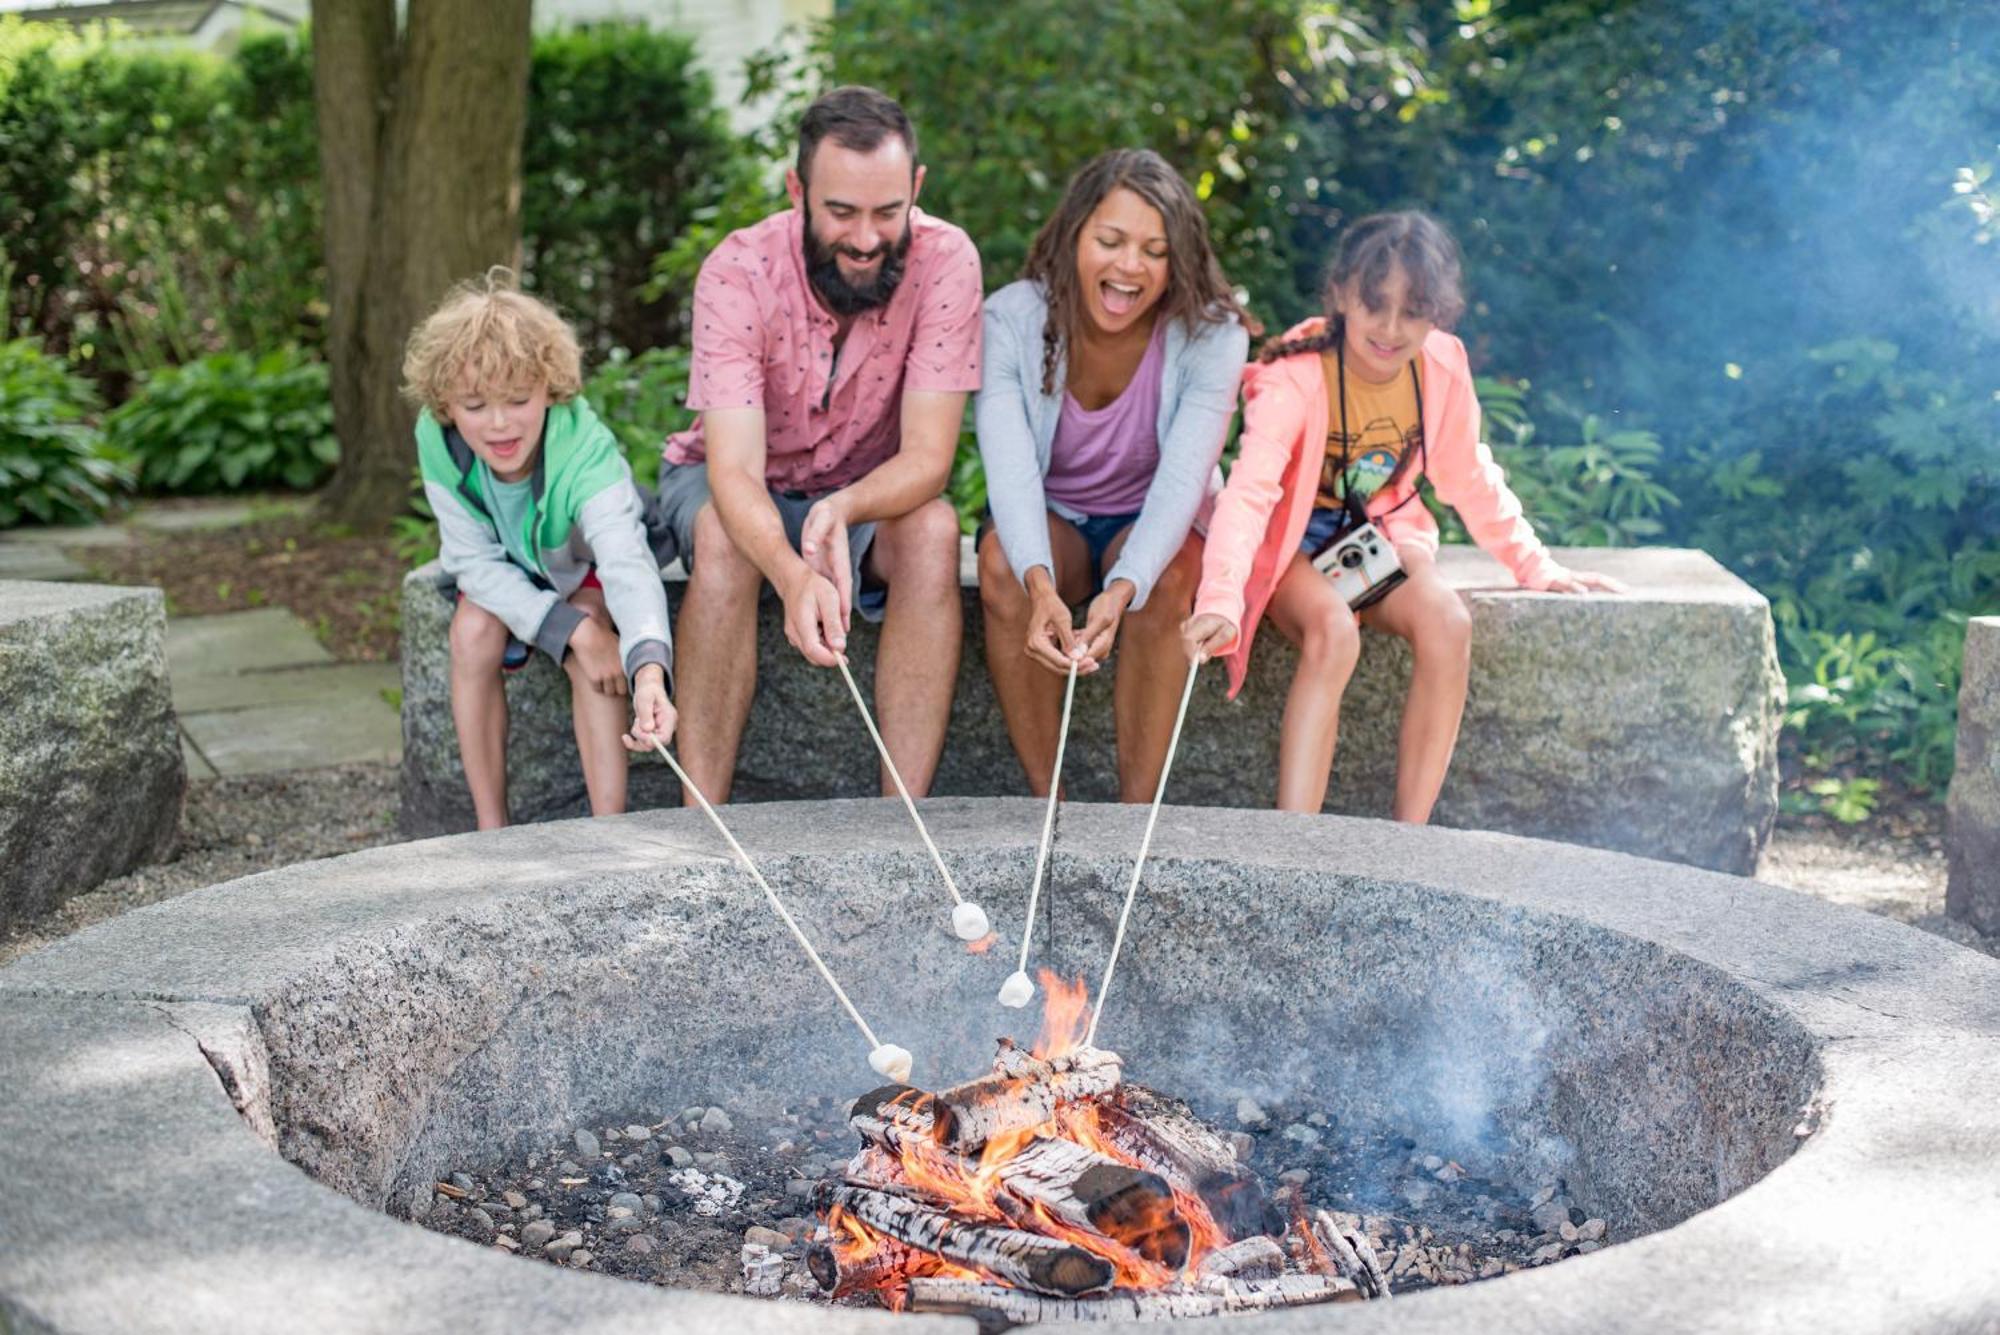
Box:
[1000,654,1080,1008]
[1084,655,1201,1049]
[651,740,913,1084]
[835,656,990,942]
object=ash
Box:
[413,1088,1610,1309]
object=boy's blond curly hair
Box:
[402,268,583,420]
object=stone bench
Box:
[0,580,185,932]
[1948,617,1999,933]
[400,544,1781,873]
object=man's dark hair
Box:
[796,85,918,186]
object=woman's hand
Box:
[622,665,677,752]
[1076,580,1135,669]
[1023,569,1082,674]
[1545,569,1627,595]
[1181,613,1237,663]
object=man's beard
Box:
[803,205,913,316]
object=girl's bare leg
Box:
[1360,547,1472,823]
[979,516,1092,795]
[1264,553,1363,812]
[1107,529,1203,803]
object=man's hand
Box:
[1077,580,1135,669]
[799,495,853,633]
[622,664,677,752]
[1023,569,1081,675]
[1544,568,1627,595]
[569,619,628,696]
[781,565,848,667]
[1180,612,1237,664]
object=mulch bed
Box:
[74,512,408,661]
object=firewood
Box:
[1194,1235,1287,1282]
[805,1233,922,1296]
[992,1135,1190,1269]
[1312,1209,1391,1299]
[851,1045,1123,1153]
[904,1273,1356,1322]
[1095,1084,1275,1242]
[811,1183,1114,1297]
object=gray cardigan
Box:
[974,279,1249,609]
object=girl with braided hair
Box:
[1183,212,1621,818]
[976,149,1254,799]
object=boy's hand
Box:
[1181,613,1237,664]
[569,619,628,696]
[780,565,847,668]
[622,665,676,752]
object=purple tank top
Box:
[1043,319,1166,516]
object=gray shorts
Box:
[653,459,888,623]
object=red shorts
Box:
[454,568,602,671]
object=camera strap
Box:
[1333,340,1427,531]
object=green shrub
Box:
[523,23,745,359]
[582,346,695,488]
[104,348,337,493]
[0,337,128,527]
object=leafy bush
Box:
[582,346,696,488]
[0,337,128,526]
[1473,378,1678,549]
[524,23,746,359]
[103,348,338,493]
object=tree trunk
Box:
[312,0,532,530]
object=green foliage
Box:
[582,346,696,489]
[1472,376,1677,547]
[523,24,746,358]
[393,469,439,566]
[104,348,338,493]
[0,337,128,526]
[800,0,1307,316]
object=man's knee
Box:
[689,502,761,591]
[878,498,963,583]
[449,599,509,666]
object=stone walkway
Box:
[0,502,400,777]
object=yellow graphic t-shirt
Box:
[1318,353,1422,510]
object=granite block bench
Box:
[0,580,184,931]
[399,544,1782,872]
[1948,617,1999,933]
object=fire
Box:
[825,972,1233,1302]
[963,931,1000,955]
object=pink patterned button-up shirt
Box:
[663,206,984,493]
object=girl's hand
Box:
[1181,613,1237,663]
[622,666,677,752]
[1545,569,1627,595]
[1077,581,1135,669]
[1024,571,1083,675]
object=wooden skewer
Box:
[1085,656,1200,1049]
[1002,655,1079,1007]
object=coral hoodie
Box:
[1192,318,1568,698]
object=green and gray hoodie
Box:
[417,396,671,684]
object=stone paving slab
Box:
[180,686,401,775]
[173,660,399,716]
[179,730,219,781]
[0,542,89,581]
[166,608,334,677]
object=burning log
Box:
[1194,1235,1287,1282]
[810,1183,1115,1297]
[851,1042,1123,1153]
[1095,1084,1274,1242]
[992,1136,1190,1269]
[904,1273,1358,1322]
[805,1232,923,1296]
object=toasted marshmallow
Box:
[868,1044,913,1084]
[997,970,1035,1009]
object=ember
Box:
[803,974,1388,1322]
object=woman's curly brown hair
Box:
[1258,211,1465,362]
[402,268,583,420]
[1022,149,1258,395]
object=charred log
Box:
[1194,1235,1287,1282]
[1098,1084,1276,1241]
[993,1136,1190,1269]
[850,1044,1125,1154]
[811,1183,1115,1297]
[904,1273,1357,1323]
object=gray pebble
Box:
[573,1129,600,1157]
[1559,1220,1579,1242]
[624,1124,652,1142]
[1306,1111,1330,1127]
[700,1107,734,1134]
[1531,1184,1557,1208]
[1530,1200,1570,1235]
[608,1192,643,1213]
[1578,1218,1606,1242]
[1278,1168,1311,1186]
[558,1160,582,1176]
[569,1249,593,1268]
[693,1151,726,1170]
[466,1208,495,1241]
[526,1177,546,1192]
[682,1106,705,1124]
[521,1220,556,1249]
[607,1215,646,1235]
[502,1190,527,1210]
[624,1235,657,1255]
[664,1145,693,1168]
[1281,1123,1321,1145]
[1225,1131,1256,1162]
[544,1240,574,1262]
[603,1127,623,1144]
[641,1194,661,1214]
[1576,1239,1602,1254]
[1420,1154,1444,1172]
[449,1172,476,1194]
[1235,1097,1267,1127]
[786,1178,815,1198]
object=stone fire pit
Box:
[2,800,1997,1333]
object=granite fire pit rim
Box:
[2,799,1996,1335]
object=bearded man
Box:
[657,85,982,803]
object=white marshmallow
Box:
[868,1044,913,1084]
[997,969,1035,1009]
[952,902,990,942]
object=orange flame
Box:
[822,971,1237,1305]
[963,931,1000,955]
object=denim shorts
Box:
[977,509,1141,592]
[1299,504,1354,555]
